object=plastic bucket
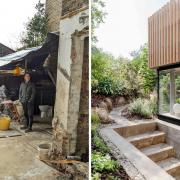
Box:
[37,143,51,160]
[0,116,11,131]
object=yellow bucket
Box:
[0,116,11,131]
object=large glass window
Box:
[159,67,180,119]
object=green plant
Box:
[92,173,101,180]
[176,98,180,104]
[20,0,48,48]
[92,112,100,124]
[92,0,107,42]
[131,44,157,95]
[129,98,156,118]
[91,45,156,97]
[92,123,99,137]
[93,136,110,154]
[92,152,119,173]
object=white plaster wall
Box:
[58,9,89,76]
[55,8,89,130]
[54,69,70,129]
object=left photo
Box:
[0,0,89,179]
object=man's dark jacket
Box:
[19,82,36,104]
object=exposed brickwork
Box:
[45,0,62,32]
[0,43,14,57]
[62,0,88,16]
[76,37,89,161]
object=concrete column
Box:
[170,70,175,115]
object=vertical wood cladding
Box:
[62,0,88,16]
[148,0,180,68]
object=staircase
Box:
[124,122,180,179]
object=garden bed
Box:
[91,122,129,180]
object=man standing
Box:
[19,73,36,133]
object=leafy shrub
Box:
[92,173,101,180]
[93,136,110,154]
[92,112,100,124]
[92,123,99,137]
[129,98,157,118]
[92,152,119,173]
[176,98,180,104]
[92,45,157,97]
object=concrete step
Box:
[140,143,175,162]
[175,176,180,180]
[115,121,157,138]
[157,157,180,177]
[127,131,166,149]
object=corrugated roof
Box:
[0,46,41,67]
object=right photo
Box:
[91,0,180,179]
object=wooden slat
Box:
[165,4,168,65]
[162,7,165,65]
[148,17,151,67]
[166,3,170,64]
[170,0,173,64]
[178,0,180,61]
[152,14,155,67]
[173,0,176,63]
[176,0,179,62]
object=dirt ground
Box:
[0,118,63,180]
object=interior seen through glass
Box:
[159,67,180,119]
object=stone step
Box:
[140,143,175,162]
[175,176,180,180]
[127,131,166,149]
[115,121,157,138]
[157,157,180,177]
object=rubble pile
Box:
[0,85,18,120]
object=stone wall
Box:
[62,0,88,16]
[45,0,62,32]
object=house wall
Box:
[46,0,89,158]
[54,8,89,156]
[76,37,89,160]
[62,0,88,16]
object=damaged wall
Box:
[62,0,88,16]
[52,0,89,157]
[76,37,89,160]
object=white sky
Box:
[95,0,169,59]
[0,0,45,50]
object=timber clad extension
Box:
[148,0,180,68]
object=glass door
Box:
[159,67,180,119]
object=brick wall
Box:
[45,0,62,32]
[62,0,88,16]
